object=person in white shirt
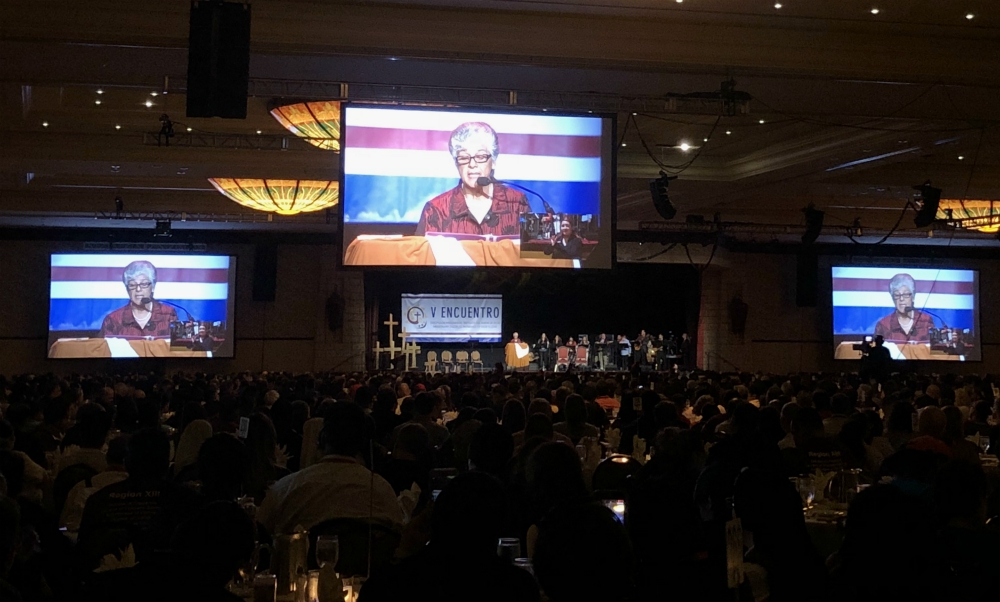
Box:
[257,402,403,536]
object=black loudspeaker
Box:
[326,292,345,332]
[796,253,818,307]
[187,1,251,119]
[252,245,278,302]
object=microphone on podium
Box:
[477,174,556,214]
[141,296,197,322]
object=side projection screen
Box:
[832,266,980,362]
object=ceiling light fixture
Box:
[871,7,880,14]
[621,143,627,147]
[703,137,709,142]
[966,13,975,20]
[679,142,691,151]
[256,130,262,134]
[759,119,766,124]
[96,89,104,95]
[774,3,782,8]
[958,155,965,160]
[115,124,121,130]
[937,199,1000,233]
[269,100,342,151]
[144,100,153,108]
[42,121,49,127]
[187,127,192,132]
[209,178,340,215]
[94,99,102,105]
[150,92,158,96]
[725,130,732,135]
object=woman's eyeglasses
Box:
[127,282,153,292]
[455,153,492,165]
[892,292,913,301]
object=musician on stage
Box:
[536,333,553,371]
[618,334,631,370]
[594,333,611,371]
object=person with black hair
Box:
[77,427,200,570]
[391,392,449,448]
[552,394,598,445]
[57,403,111,476]
[257,401,402,535]
[197,434,251,503]
[468,422,514,478]
[359,472,539,602]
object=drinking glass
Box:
[513,558,534,577]
[315,535,339,571]
[497,538,521,564]
[253,574,277,602]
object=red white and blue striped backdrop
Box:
[49,254,232,331]
[342,107,605,223]
[831,266,977,335]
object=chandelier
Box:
[270,100,341,151]
[936,199,1000,233]
[208,178,339,215]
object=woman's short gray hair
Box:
[449,122,500,161]
[888,273,915,295]
[122,260,157,287]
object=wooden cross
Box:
[382,314,401,359]
[402,338,422,371]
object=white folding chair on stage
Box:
[470,350,485,372]
[440,350,455,373]
[424,350,439,374]
[455,350,470,373]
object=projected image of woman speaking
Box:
[98,260,178,338]
[414,122,530,237]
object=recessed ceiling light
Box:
[966,13,975,20]
[958,155,965,160]
[759,119,766,124]
[42,121,49,127]
[871,7,880,14]
[115,124,121,130]
[144,100,153,108]
[150,92,158,96]
[679,142,691,151]
[256,130,262,135]
[96,89,104,95]
[676,0,682,3]
[94,99,102,105]
[703,137,709,142]
[621,143,627,147]
[725,130,732,135]
[187,127,192,132]
[774,3,782,8]
[632,112,637,116]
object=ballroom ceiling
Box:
[0,0,997,243]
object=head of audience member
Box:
[533,502,634,602]
[830,393,853,417]
[64,403,111,450]
[472,407,498,425]
[528,399,553,420]
[173,419,213,476]
[500,399,526,435]
[468,422,513,477]
[198,434,251,501]
[320,401,371,462]
[779,402,801,435]
[653,401,679,431]
[887,401,916,434]
[44,398,75,436]
[790,407,825,447]
[523,414,555,443]
[973,400,993,425]
[170,501,255,590]
[941,405,967,445]
[125,427,170,480]
[393,423,432,466]
[526,441,588,517]
[430,472,508,558]
[916,406,947,440]
[374,387,398,417]
[413,391,443,423]
[564,394,587,428]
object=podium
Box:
[504,341,531,369]
[344,236,577,268]
[834,341,964,361]
[49,338,211,359]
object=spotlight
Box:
[679,142,691,151]
[650,171,679,220]
[802,204,825,244]
[913,183,942,228]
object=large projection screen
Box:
[341,105,615,269]
[401,294,502,343]
[48,254,237,359]
[832,266,980,362]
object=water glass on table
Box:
[315,535,340,571]
[497,538,521,564]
